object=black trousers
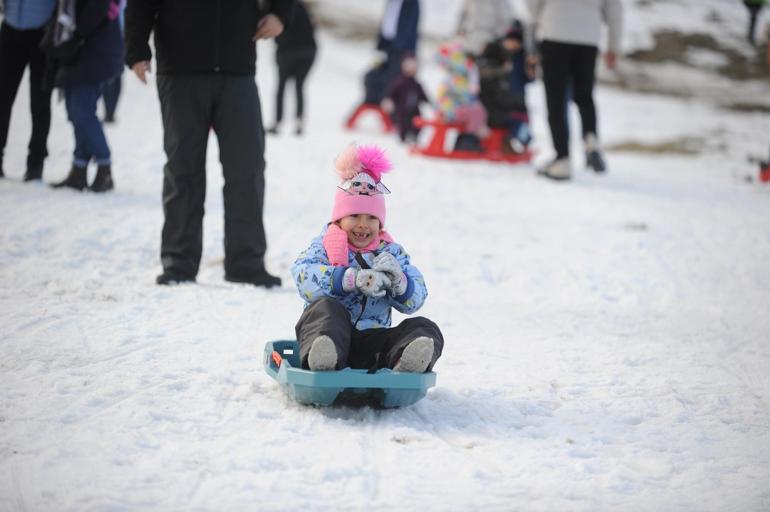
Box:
[540,40,598,159]
[295,297,444,371]
[156,74,267,278]
[274,48,316,124]
[0,21,52,168]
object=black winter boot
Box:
[51,165,87,191]
[23,155,44,181]
[90,165,114,192]
[225,269,282,288]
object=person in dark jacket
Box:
[125,0,294,287]
[51,0,123,192]
[373,0,420,105]
[0,0,56,181]
[266,0,316,136]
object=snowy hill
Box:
[2,1,770,511]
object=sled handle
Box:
[271,351,283,367]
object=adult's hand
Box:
[604,51,618,70]
[525,55,539,80]
[254,14,284,40]
[132,61,151,84]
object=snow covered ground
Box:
[2,2,770,511]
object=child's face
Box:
[337,214,381,248]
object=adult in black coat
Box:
[51,0,123,192]
[125,0,295,287]
[267,0,317,136]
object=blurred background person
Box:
[51,0,123,192]
[0,0,56,181]
[744,0,767,44]
[267,0,317,136]
[456,0,513,57]
[527,0,623,181]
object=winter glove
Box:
[341,267,392,298]
[372,252,407,296]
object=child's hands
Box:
[373,252,407,296]
[356,269,392,297]
[342,268,392,297]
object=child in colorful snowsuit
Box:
[291,144,443,372]
[477,21,532,152]
[382,54,430,143]
[435,40,489,152]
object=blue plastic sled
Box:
[263,340,436,408]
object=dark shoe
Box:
[156,271,196,285]
[584,133,607,173]
[51,165,87,190]
[294,119,303,136]
[90,165,114,192]
[225,269,282,288]
[454,133,484,152]
[23,155,44,181]
[103,112,115,124]
[586,150,607,173]
[266,125,279,135]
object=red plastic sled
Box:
[344,103,394,133]
[410,116,533,164]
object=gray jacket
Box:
[526,0,623,53]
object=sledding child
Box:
[477,20,533,153]
[435,40,489,152]
[291,143,444,372]
[381,54,431,143]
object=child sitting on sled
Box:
[291,143,444,372]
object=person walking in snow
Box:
[291,143,443,373]
[527,0,623,181]
[266,0,316,136]
[50,0,124,192]
[0,0,56,181]
[375,0,420,104]
[125,0,292,287]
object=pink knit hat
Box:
[331,143,392,226]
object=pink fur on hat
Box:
[331,143,392,226]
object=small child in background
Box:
[381,54,430,143]
[291,143,444,372]
[435,40,489,152]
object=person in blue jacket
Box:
[291,143,443,372]
[51,0,124,192]
[0,0,56,181]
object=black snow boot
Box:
[225,269,282,288]
[23,155,44,181]
[90,165,114,192]
[51,165,87,191]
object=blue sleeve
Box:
[291,235,351,304]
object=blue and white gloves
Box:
[341,253,407,298]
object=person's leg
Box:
[539,40,571,159]
[102,73,122,121]
[570,44,598,140]
[52,85,93,190]
[377,317,444,372]
[213,75,278,285]
[0,22,29,174]
[156,75,212,280]
[25,28,52,179]
[271,61,288,131]
[292,50,316,134]
[295,297,353,370]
